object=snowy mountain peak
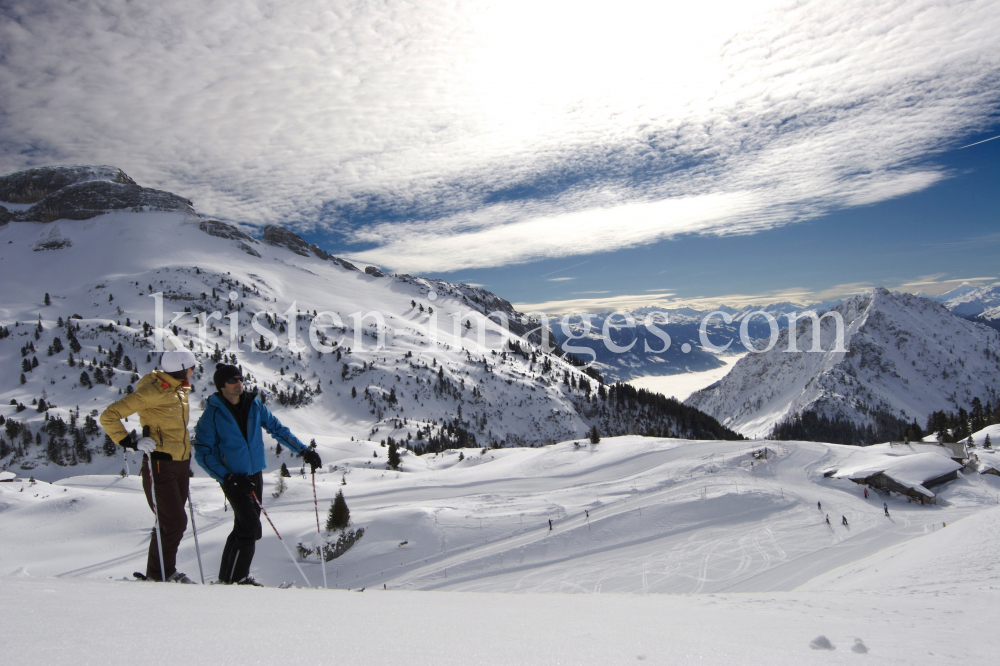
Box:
[685,288,1000,441]
[943,282,1000,318]
[0,164,192,224]
[0,165,136,204]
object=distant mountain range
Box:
[937,283,1000,332]
[549,283,1000,387]
[685,288,1000,442]
[550,302,843,383]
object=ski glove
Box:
[136,437,157,455]
[119,430,138,450]
[224,473,255,496]
[301,448,322,472]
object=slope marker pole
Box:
[187,491,205,584]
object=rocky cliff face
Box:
[262,224,359,271]
[686,288,1000,439]
[0,165,192,223]
[0,165,135,203]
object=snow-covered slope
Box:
[0,166,736,480]
[685,288,1000,439]
[2,435,998,664]
[943,282,1000,318]
[6,435,996,591]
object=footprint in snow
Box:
[852,639,868,654]
[809,635,835,650]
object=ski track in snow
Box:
[3,435,1000,665]
[5,436,998,596]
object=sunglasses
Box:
[225,376,244,385]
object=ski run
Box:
[3,431,999,665]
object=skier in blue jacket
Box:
[194,363,321,585]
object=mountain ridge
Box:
[685,288,1000,441]
[0,165,739,480]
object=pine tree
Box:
[44,293,51,306]
[280,462,291,477]
[388,441,401,470]
[326,490,350,531]
[985,434,992,449]
[589,425,601,444]
[272,475,287,498]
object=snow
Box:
[3,435,1000,664]
[0,208,630,480]
[943,282,1000,318]
[687,288,1000,438]
[0,200,35,211]
[2,192,1000,664]
[624,353,745,401]
[971,423,1000,445]
[833,447,962,497]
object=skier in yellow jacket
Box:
[100,349,197,582]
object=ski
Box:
[133,571,149,581]
[278,581,293,589]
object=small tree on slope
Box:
[326,489,350,532]
[589,425,601,444]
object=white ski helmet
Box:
[161,349,197,373]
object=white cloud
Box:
[515,274,1000,314]
[896,275,998,294]
[2,0,999,273]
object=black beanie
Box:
[213,363,242,391]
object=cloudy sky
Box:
[2,0,998,311]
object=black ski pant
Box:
[140,457,190,581]
[218,471,263,583]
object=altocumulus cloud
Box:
[1,0,998,273]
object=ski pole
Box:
[312,471,321,532]
[187,490,205,584]
[251,491,312,588]
[147,454,167,583]
[312,471,328,589]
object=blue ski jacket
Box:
[194,392,307,483]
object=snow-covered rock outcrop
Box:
[0,165,192,223]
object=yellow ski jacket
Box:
[100,370,192,461]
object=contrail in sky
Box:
[958,135,1000,149]
[540,260,590,278]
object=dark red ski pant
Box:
[141,457,190,581]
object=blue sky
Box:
[2,0,998,312]
[396,131,999,312]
